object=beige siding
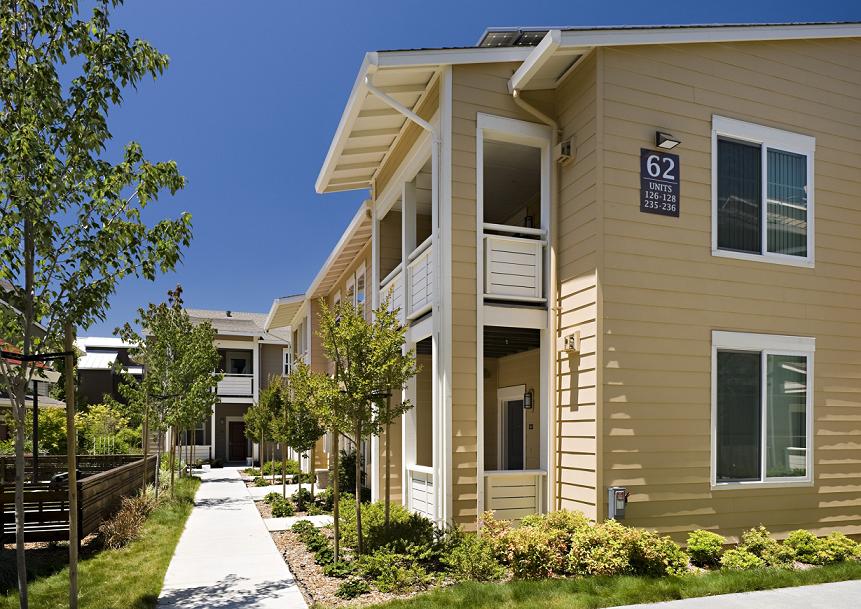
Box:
[259,343,285,390]
[598,38,861,540]
[450,62,550,525]
[555,51,601,521]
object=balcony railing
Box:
[379,263,405,324]
[483,223,546,303]
[406,464,434,521]
[216,373,254,397]
[484,469,546,522]
[406,236,433,320]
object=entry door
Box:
[499,386,525,470]
[228,421,247,462]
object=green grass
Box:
[372,562,861,609]
[1,477,199,609]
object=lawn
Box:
[373,561,861,609]
[1,477,199,609]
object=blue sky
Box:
[87,0,860,336]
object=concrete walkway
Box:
[615,579,861,609]
[157,467,308,609]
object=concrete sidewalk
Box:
[157,467,308,609]
[614,579,861,609]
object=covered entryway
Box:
[227,420,248,463]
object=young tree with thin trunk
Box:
[371,295,418,529]
[257,376,287,492]
[284,368,324,506]
[0,3,190,606]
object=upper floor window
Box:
[282,347,292,376]
[712,116,814,267]
[712,331,814,488]
[355,265,366,316]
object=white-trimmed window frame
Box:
[711,330,815,490]
[355,263,367,316]
[345,275,355,306]
[711,115,815,268]
[282,347,292,377]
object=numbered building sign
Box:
[640,148,680,217]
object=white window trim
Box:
[711,330,815,490]
[346,275,356,305]
[711,115,815,268]
[282,347,292,377]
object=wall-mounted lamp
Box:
[563,330,581,354]
[523,388,534,410]
[656,131,681,150]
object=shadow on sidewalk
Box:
[158,574,299,608]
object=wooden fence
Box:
[0,454,145,484]
[0,454,156,545]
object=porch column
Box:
[370,201,380,502]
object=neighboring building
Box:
[75,337,143,406]
[301,21,861,541]
[182,309,292,464]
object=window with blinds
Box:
[712,116,814,266]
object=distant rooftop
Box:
[185,309,290,343]
[76,336,137,350]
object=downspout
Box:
[363,72,447,525]
[512,89,561,512]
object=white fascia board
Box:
[508,30,561,92]
[263,294,305,331]
[558,23,861,49]
[374,46,532,69]
[304,200,371,299]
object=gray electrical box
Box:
[608,486,629,520]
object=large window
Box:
[712,331,814,487]
[712,116,814,267]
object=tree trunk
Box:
[354,422,363,556]
[13,380,27,609]
[332,430,340,562]
[385,415,391,530]
[169,426,177,498]
[141,402,149,494]
[64,324,79,609]
[309,450,315,500]
[281,448,287,499]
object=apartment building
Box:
[297,21,861,541]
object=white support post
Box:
[371,202,381,502]
[402,179,417,317]
[252,338,260,404]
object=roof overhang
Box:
[511,22,861,91]
[305,201,373,301]
[264,294,305,331]
[316,46,532,194]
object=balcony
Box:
[406,236,433,320]
[216,373,254,398]
[483,223,546,303]
[379,263,405,324]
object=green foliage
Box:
[252,476,269,487]
[335,577,370,599]
[687,530,726,567]
[270,497,295,518]
[77,402,138,454]
[323,560,357,579]
[785,531,861,565]
[263,492,282,505]
[631,530,690,577]
[504,524,568,579]
[291,520,316,536]
[338,497,435,554]
[738,526,794,568]
[720,548,765,571]
[784,529,819,564]
[358,550,433,593]
[292,487,313,510]
[441,534,507,582]
[261,459,301,476]
[566,520,639,577]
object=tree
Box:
[291,358,347,560]
[243,398,271,471]
[371,296,418,529]
[0,3,190,606]
[284,367,324,504]
[253,376,283,485]
[318,299,382,556]
[118,286,220,498]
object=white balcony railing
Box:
[483,223,546,302]
[406,237,433,320]
[484,469,546,522]
[407,464,435,521]
[379,264,405,324]
[217,373,254,397]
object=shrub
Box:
[98,493,159,549]
[441,533,506,582]
[479,511,513,561]
[253,476,269,487]
[784,529,819,563]
[502,524,567,579]
[263,492,282,505]
[818,532,860,564]
[631,530,689,577]
[323,560,357,579]
[244,467,260,476]
[336,577,370,599]
[292,487,313,509]
[739,525,793,567]
[358,550,433,593]
[566,520,638,577]
[687,530,725,567]
[338,497,435,554]
[314,545,334,566]
[262,459,301,476]
[270,497,295,518]
[720,548,765,571]
[291,520,316,536]
[316,486,335,512]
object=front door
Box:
[499,386,525,470]
[228,421,247,462]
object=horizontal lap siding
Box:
[451,62,542,527]
[599,39,861,541]
[556,52,600,520]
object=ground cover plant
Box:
[277,502,861,608]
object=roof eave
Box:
[305,201,372,298]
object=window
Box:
[712,116,814,266]
[712,331,814,487]
[345,276,355,305]
[282,347,292,376]
[356,265,366,317]
[182,422,206,446]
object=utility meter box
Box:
[608,486,629,520]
